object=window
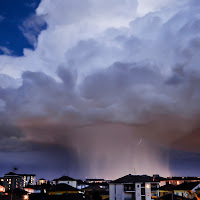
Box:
[124,184,135,191]
[141,183,145,187]
[141,196,146,200]
[151,183,158,191]
[141,188,145,195]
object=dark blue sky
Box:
[0,0,45,56]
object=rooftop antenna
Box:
[13,167,18,173]
[134,168,137,175]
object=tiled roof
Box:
[110,174,154,184]
[159,184,175,191]
[48,184,79,192]
[56,176,76,181]
[174,182,200,190]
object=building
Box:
[53,176,77,188]
[157,193,191,200]
[109,174,159,200]
[82,185,109,200]
[37,178,48,185]
[77,180,89,190]
[3,172,36,190]
[173,181,200,199]
[21,174,36,187]
[47,183,79,195]
[3,172,23,190]
[24,185,45,194]
[86,179,106,184]
[159,184,175,197]
[159,177,200,186]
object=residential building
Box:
[159,184,175,197]
[3,172,36,190]
[157,193,190,200]
[109,174,159,200]
[21,174,36,187]
[37,178,48,185]
[86,179,106,184]
[77,180,89,190]
[47,183,79,195]
[159,177,200,186]
[24,185,46,194]
[53,176,77,188]
[173,181,200,199]
[3,172,23,190]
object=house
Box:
[24,185,45,194]
[109,174,159,200]
[37,178,48,185]
[159,177,200,187]
[173,181,200,199]
[53,176,77,188]
[77,180,89,190]
[157,193,191,200]
[159,184,175,197]
[82,184,109,200]
[47,183,79,195]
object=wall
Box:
[57,180,77,188]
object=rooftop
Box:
[55,176,76,182]
[110,174,154,184]
[48,184,79,192]
[159,184,175,191]
[157,193,190,200]
[174,181,200,190]
[166,177,200,181]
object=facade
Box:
[37,178,48,185]
[3,172,23,190]
[3,172,36,190]
[159,184,174,197]
[77,180,89,190]
[159,177,200,186]
[21,174,36,187]
[54,176,77,188]
[109,174,159,200]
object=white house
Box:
[54,176,77,188]
[109,174,159,200]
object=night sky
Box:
[1,0,200,181]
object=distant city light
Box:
[23,195,29,200]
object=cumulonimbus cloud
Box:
[0,0,200,177]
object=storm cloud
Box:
[0,0,200,179]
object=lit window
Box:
[146,184,150,189]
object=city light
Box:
[23,195,29,200]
